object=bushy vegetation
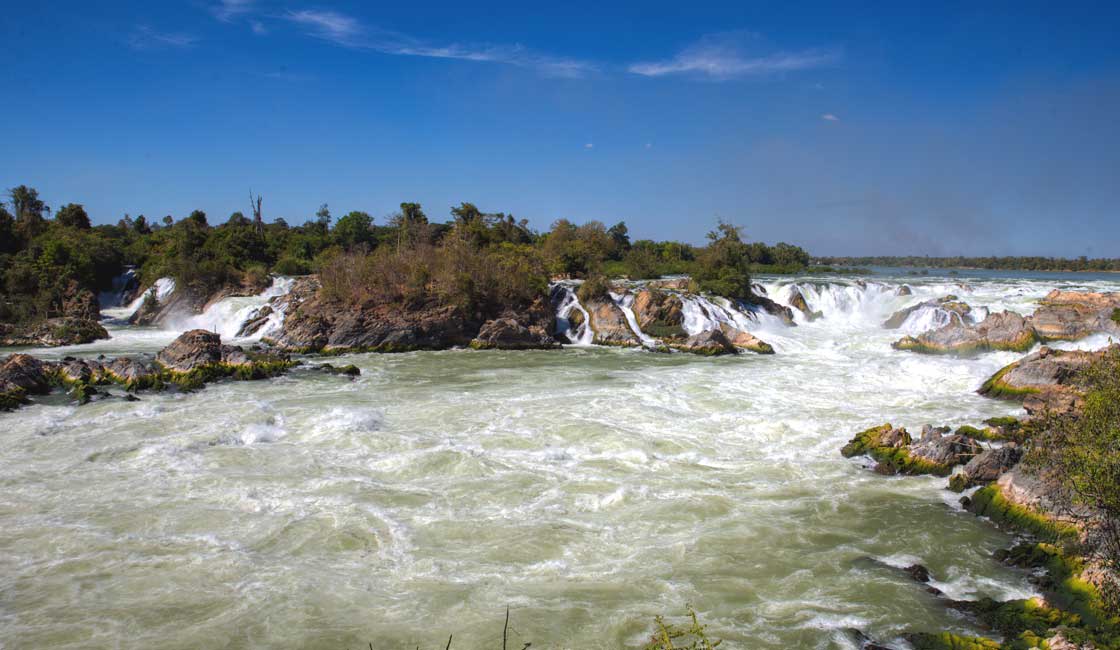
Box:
[1026,347,1120,612]
[1,183,815,328]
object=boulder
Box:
[236,305,274,337]
[719,324,775,354]
[787,287,823,321]
[585,298,641,347]
[104,356,163,389]
[471,318,559,350]
[841,424,911,457]
[896,285,913,296]
[0,354,55,404]
[631,289,687,339]
[892,310,1038,355]
[670,329,738,356]
[156,330,223,372]
[0,317,109,347]
[883,295,971,330]
[909,425,983,467]
[949,445,1023,492]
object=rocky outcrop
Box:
[841,423,979,476]
[471,318,559,350]
[948,445,1023,492]
[584,298,642,347]
[0,317,109,347]
[1,331,296,410]
[0,354,55,408]
[1027,290,1120,342]
[896,285,913,296]
[909,425,983,468]
[631,289,687,339]
[892,310,1037,355]
[787,287,822,321]
[882,295,971,329]
[645,278,690,291]
[978,345,1111,416]
[269,277,556,353]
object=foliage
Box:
[576,274,612,303]
[691,221,756,299]
[816,255,1120,272]
[1026,347,1120,613]
[645,606,721,650]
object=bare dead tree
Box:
[249,190,263,236]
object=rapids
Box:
[2,271,1118,649]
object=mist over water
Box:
[2,272,1118,649]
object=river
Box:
[1,271,1117,649]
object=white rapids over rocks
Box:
[2,270,1120,649]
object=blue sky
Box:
[2,1,1118,256]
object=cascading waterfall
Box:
[609,291,658,347]
[551,284,594,345]
[98,268,139,308]
[175,276,296,340]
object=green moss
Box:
[949,473,970,492]
[968,485,1080,545]
[1000,543,1118,629]
[870,446,953,476]
[840,423,897,458]
[894,331,1039,356]
[985,416,1021,429]
[745,341,775,354]
[979,364,1041,400]
[1111,308,1120,325]
[0,389,29,411]
[904,632,1004,650]
[643,322,688,340]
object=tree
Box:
[316,203,331,227]
[7,185,48,240]
[187,210,208,227]
[55,203,91,229]
[691,220,754,298]
[333,210,374,250]
[390,202,428,251]
[608,221,630,258]
[249,190,263,236]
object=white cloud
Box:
[212,0,255,22]
[128,26,199,50]
[821,113,840,121]
[251,20,267,35]
[584,143,594,149]
[284,9,595,78]
[628,32,838,80]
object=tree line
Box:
[815,255,1120,272]
[0,184,811,325]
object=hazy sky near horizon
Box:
[2,1,1119,256]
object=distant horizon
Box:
[4,2,1119,257]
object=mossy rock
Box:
[840,423,903,457]
[1112,308,1120,325]
[978,363,1042,400]
[968,485,1080,545]
[999,542,1118,630]
[904,632,1003,650]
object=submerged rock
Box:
[892,310,1037,355]
[0,354,55,408]
[670,329,738,356]
[745,293,797,326]
[718,324,774,354]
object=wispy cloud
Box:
[128,25,199,50]
[628,32,838,80]
[212,0,255,22]
[250,20,267,35]
[284,9,595,78]
[821,113,840,122]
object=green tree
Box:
[55,203,92,230]
[692,221,754,298]
[333,210,374,250]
